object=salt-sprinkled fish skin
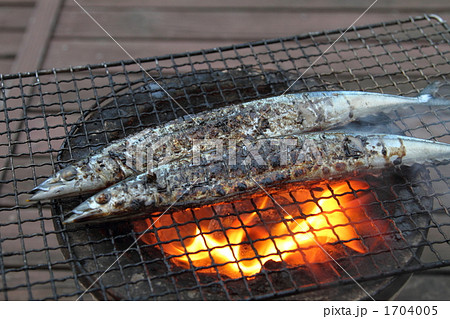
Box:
[64,132,450,223]
[29,83,449,201]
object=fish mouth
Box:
[63,202,104,224]
[28,178,69,202]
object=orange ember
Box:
[135,180,387,279]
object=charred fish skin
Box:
[30,83,449,201]
[64,132,450,224]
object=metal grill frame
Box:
[0,14,449,300]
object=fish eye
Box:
[61,167,77,181]
[95,192,111,205]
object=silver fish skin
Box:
[30,83,449,201]
[64,132,450,224]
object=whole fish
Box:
[30,83,449,201]
[64,132,450,223]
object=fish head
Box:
[63,177,158,224]
[63,190,115,223]
[28,166,102,201]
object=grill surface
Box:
[1,14,450,300]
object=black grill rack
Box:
[1,14,450,300]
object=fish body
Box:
[30,83,449,201]
[64,132,450,223]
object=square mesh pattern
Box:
[0,14,450,300]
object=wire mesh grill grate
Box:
[0,14,450,300]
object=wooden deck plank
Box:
[0,5,34,76]
[64,0,450,11]
[0,31,23,57]
[394,273,450,301]
[0,0,64,182]
[0,7,33,30]
[0,112,81,164]
[0,1,65,297]
[0,155,56,207]
[43,39,238,69]
[54,10,445,41]
[10,0,63,75]
[43,39,450,74]
[0,59,14,75]
[0,269,93,300]
[0,85,31,188]
[0,0,34,5]
[0,208,66,268]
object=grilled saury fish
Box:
[64,132,450,223]
[30,83,449,201]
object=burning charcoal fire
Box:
[134,179,391,280]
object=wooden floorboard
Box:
[0,5,34,75]
[45,2,450,70]
[0,269,93,300]
[44,39,245,69]
[0,32,23,58]
[394,272,450,300]
[0,59,14,75]
[1,0,66,299]
[0,0,34,5]
[0,7,33,30]
[9,0,63,74]
[43,39,450,72]
[1,0,63,175]
[0,208,66,268]
[64,0,450,11]
[54,10,448,41]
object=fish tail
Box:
[419,81,443,96]
[417,82,450,106]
